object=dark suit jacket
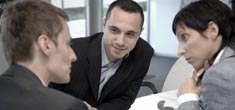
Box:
[178,46,235,110]
[0,64,88,110]
[50,32,154,110]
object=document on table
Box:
[129,90,178,110]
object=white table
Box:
[129,90,178,110]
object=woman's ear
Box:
[204,21,219,41]
[37,35,52,55]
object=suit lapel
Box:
[220,47,235,61]
[86,34,102,101]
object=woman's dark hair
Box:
[172,0,235,50]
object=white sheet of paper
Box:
[129,90,178,110]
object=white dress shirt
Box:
[98,37,123,99]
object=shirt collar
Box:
[101,37,110,66]
[213,47,225,65]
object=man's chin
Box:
[53,77,70,84]
[113,54,125,59]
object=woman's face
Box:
[175,24,222,71]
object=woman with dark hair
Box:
[172,0,235,110]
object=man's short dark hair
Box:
[105,0,144,28]
[1,0,68,64]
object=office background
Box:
[0,0,233,97]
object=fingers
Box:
[178,59,210,97]
[178,77,196,95]
[193,68,204,82]
[83,101,92,110]
[203,60,210,71]
[177,77,202,97]
[196,68,205,80]
[83,101,97,110]
[193,60,211,81]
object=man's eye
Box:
[127,32,135,37]
[110,28,119,33]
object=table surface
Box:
[129,90,178,110]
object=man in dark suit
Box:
[0,0,88,110]
[50,0,154,110]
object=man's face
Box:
[103,7,143,62]
[48,21,77,83]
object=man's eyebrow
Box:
[108,25,138,35]
[127,30,138,35]
[108,25,119,29]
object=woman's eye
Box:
[181,34,188,42]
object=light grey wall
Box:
[86,0,103,35]
[0,39,8,75]
[149,0,180,57]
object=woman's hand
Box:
[83,101,97,110]
[193,60,210,82]
[177,76,201,96]
[177,60,210,97]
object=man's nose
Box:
[116,34,125,46]
[71,49,77,62]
